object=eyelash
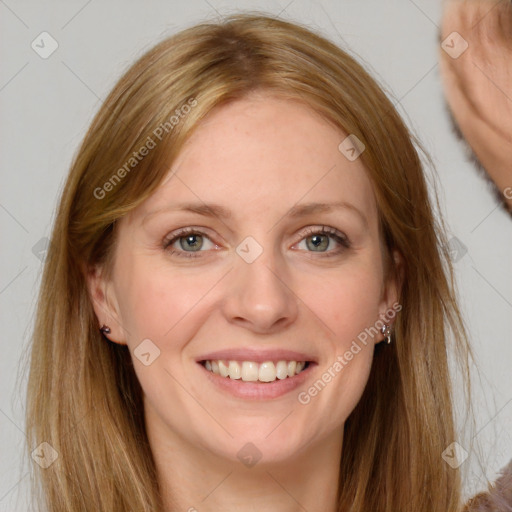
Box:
[162,226,351,259]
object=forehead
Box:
[135,93,378,228]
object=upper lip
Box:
[196,348,318,364]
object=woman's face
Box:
[88,93,399,465]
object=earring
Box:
[99,324,111,335]
[380,324,392,344]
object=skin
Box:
[439,0,512,211]
[88,92,400,512]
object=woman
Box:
[25,12,497,511]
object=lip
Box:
[195,348,318,364]
[197,360,317,400]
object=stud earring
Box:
[99,325,111,335]
[380,324,392,344]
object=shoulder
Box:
[462,458,512,511]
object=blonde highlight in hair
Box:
[26,12,475,511]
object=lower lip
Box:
[197,362,316,400]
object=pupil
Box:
[181,234,202,251]
[308,234,327,251]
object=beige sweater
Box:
[463,459,512,511]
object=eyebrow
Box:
[145,200,368,227]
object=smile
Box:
[201,360,310,383]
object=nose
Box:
[221,243,299,334]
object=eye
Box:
[294,226,350,256]
[163,227,218,258]
[163,225,350,259]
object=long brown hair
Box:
[25,12,476,511]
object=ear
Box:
[377,249,404,342]
[86,265,127,345]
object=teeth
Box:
[202,360,309,382]
[228,360,241,379]
[258,362,276,382]
[276,361,288,379]
[242,361,259,381]
[218,360,229,377]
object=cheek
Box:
[299,260,384,346]
[113,253,223,345]
[115,248,385,352]
[295,266,381,426]
[299,258,383,394]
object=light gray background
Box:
[1,0,511,509]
